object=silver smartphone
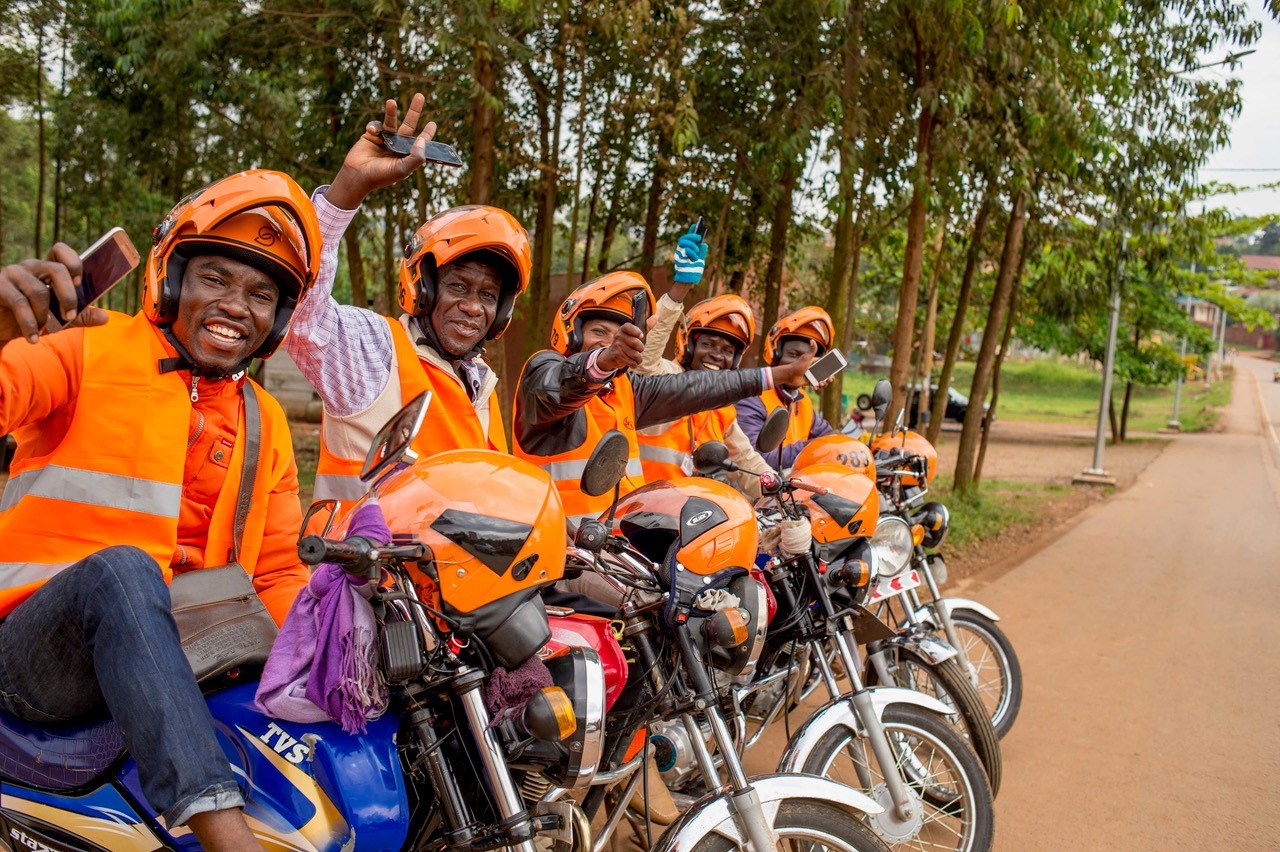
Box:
[805,347,848,386]
[49,227,140,324]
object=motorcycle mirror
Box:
[856,392,872,412]
[580,429,631,497]
[299,499,340,542]
[692,440,733,472]
[755,407,791,454]
[871,379,893,425]
[360,391,433,485]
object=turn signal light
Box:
[911,524,926,546]
[704,608,750,648]
[830,560,870,588]
[523,686,577,742]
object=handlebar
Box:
[298,534,425,570]
[787,477,829,496]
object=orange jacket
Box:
[314,316,507,502]
[0,312,307,624]
[637,406,736,482]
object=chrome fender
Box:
[911,596,1001,629]
[650,773,883,852]
[776,688,955,774]
[881,625,958,665]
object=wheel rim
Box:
[884,653,970,746]
[952,618,1012,728]
[773,825,871,852]
[815,724,978,852]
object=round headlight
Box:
[870,516,913,576]
[542,647,606,787]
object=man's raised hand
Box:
[595,324,646,374]
[0,244,108,348]
[326,94,438,210]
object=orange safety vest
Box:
[637,406,737,483]
[314,316,507,502]
[759,388,816,447]
[514,372,645,523]
[0,313,284,618]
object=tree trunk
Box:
[52,15,67,245]
[912,221,947,425]
[1120,326,1139,439]
[379,200,395,314]
[580,157,605,286]
[640,131,671,272]
[468,23,498,206]
[974,229,1029,486]
[926,182,994,445]
[343,223,368,309]
[34,25,46,255]
[523,26,568,358]
[597,126,637,272]
[759,162,799,361]
[565,48,588,284]
[885,102,937,427]
[1108,389,1120,443]
[953,186,1028,496]
[839,189,869,355]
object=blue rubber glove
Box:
[673,226,708,285]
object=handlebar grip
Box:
[298,534,375,567]
[788,478,829,496]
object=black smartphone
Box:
[692,216,707,238]
[631,290,649,341]
[378,131,464,168]
[50,228,140,324]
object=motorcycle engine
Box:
[649,718,712,788]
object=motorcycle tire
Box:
[949,610,1022,739]
[690,798,893,852]
[866,648,1003,798]
[801,704,995,852]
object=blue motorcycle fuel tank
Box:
[0,683,409,851]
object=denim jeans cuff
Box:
[164,781,245,828]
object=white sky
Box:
[1199,1,1280,217]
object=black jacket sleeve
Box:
[514,349,607,457]
[630,368,765,430]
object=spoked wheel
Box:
[801,705,995,852]
[948,612,1021,739]
[688,799,893,852]
[866,648,1002,797]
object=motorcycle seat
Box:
[0,707,124,791]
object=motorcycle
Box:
[533,429,892,852]
[0,392,607,852]
[691,419,996,852]
[864,380,1023,740]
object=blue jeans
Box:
[0,546,244,826]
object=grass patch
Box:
[826,357,1231,433]
[928,475,1076,550]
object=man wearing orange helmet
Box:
[632,228,774,496]
[0,171,320,849]
[514,273,816,524]
[736,306,838,470]
[286,96,529,501]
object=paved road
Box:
[966,355,1280,849]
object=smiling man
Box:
[0,169,320,850]
[286,96,530,502]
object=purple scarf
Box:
[255,502,389,733]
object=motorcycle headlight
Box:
[870,516,913,576]
[707,573,769,678]
[540,647,606,787]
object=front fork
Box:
[911,547,977,685]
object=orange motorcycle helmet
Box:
[793,434,876,479]
[791,463,879,560]
[144,169,321,360]
[550,272,655,356]
[870,429,938,487]
[339,449,566,668]
[610,477,758,578]
[674,294,756,369]
[397,205,532,339]
[763,306,835,366]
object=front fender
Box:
[911,597,1001,629]
[776,688,955,774]
[650,773,882,852]
[880,625,957,664]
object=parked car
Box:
[906,384,987,428]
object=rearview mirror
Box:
[871,379,893,426]
[360,391,432,485]
[756,407,791,455]
[581,429,631,497]
[692,440,732,472]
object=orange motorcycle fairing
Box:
[871,429,938,487]
[790,463,879,553]
[609,477,758,576]
[793,433,877,479]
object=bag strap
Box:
[229,381,262,565]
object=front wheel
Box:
[801,704,995,852]
[866,648,1002,797]
[691,799,892,852]
[949,611,1022,739]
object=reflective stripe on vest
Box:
[636,444,688,467]
[311,472,368,503]
[539,456,644,483]
[0,562,73,586]
[0,466,182,516]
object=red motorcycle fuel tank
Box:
[544,614,628,711]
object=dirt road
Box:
[961,354,1280,849]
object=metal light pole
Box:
[1076,238,1124,485]
[1168,335,1187,431]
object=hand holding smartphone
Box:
[49,228,140,325]
[631,290,650,342]
[379,131,465,168]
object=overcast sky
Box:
[1199,1,1280,218]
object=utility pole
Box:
[1076,235,1124,486]
[1167,268,1193,432]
